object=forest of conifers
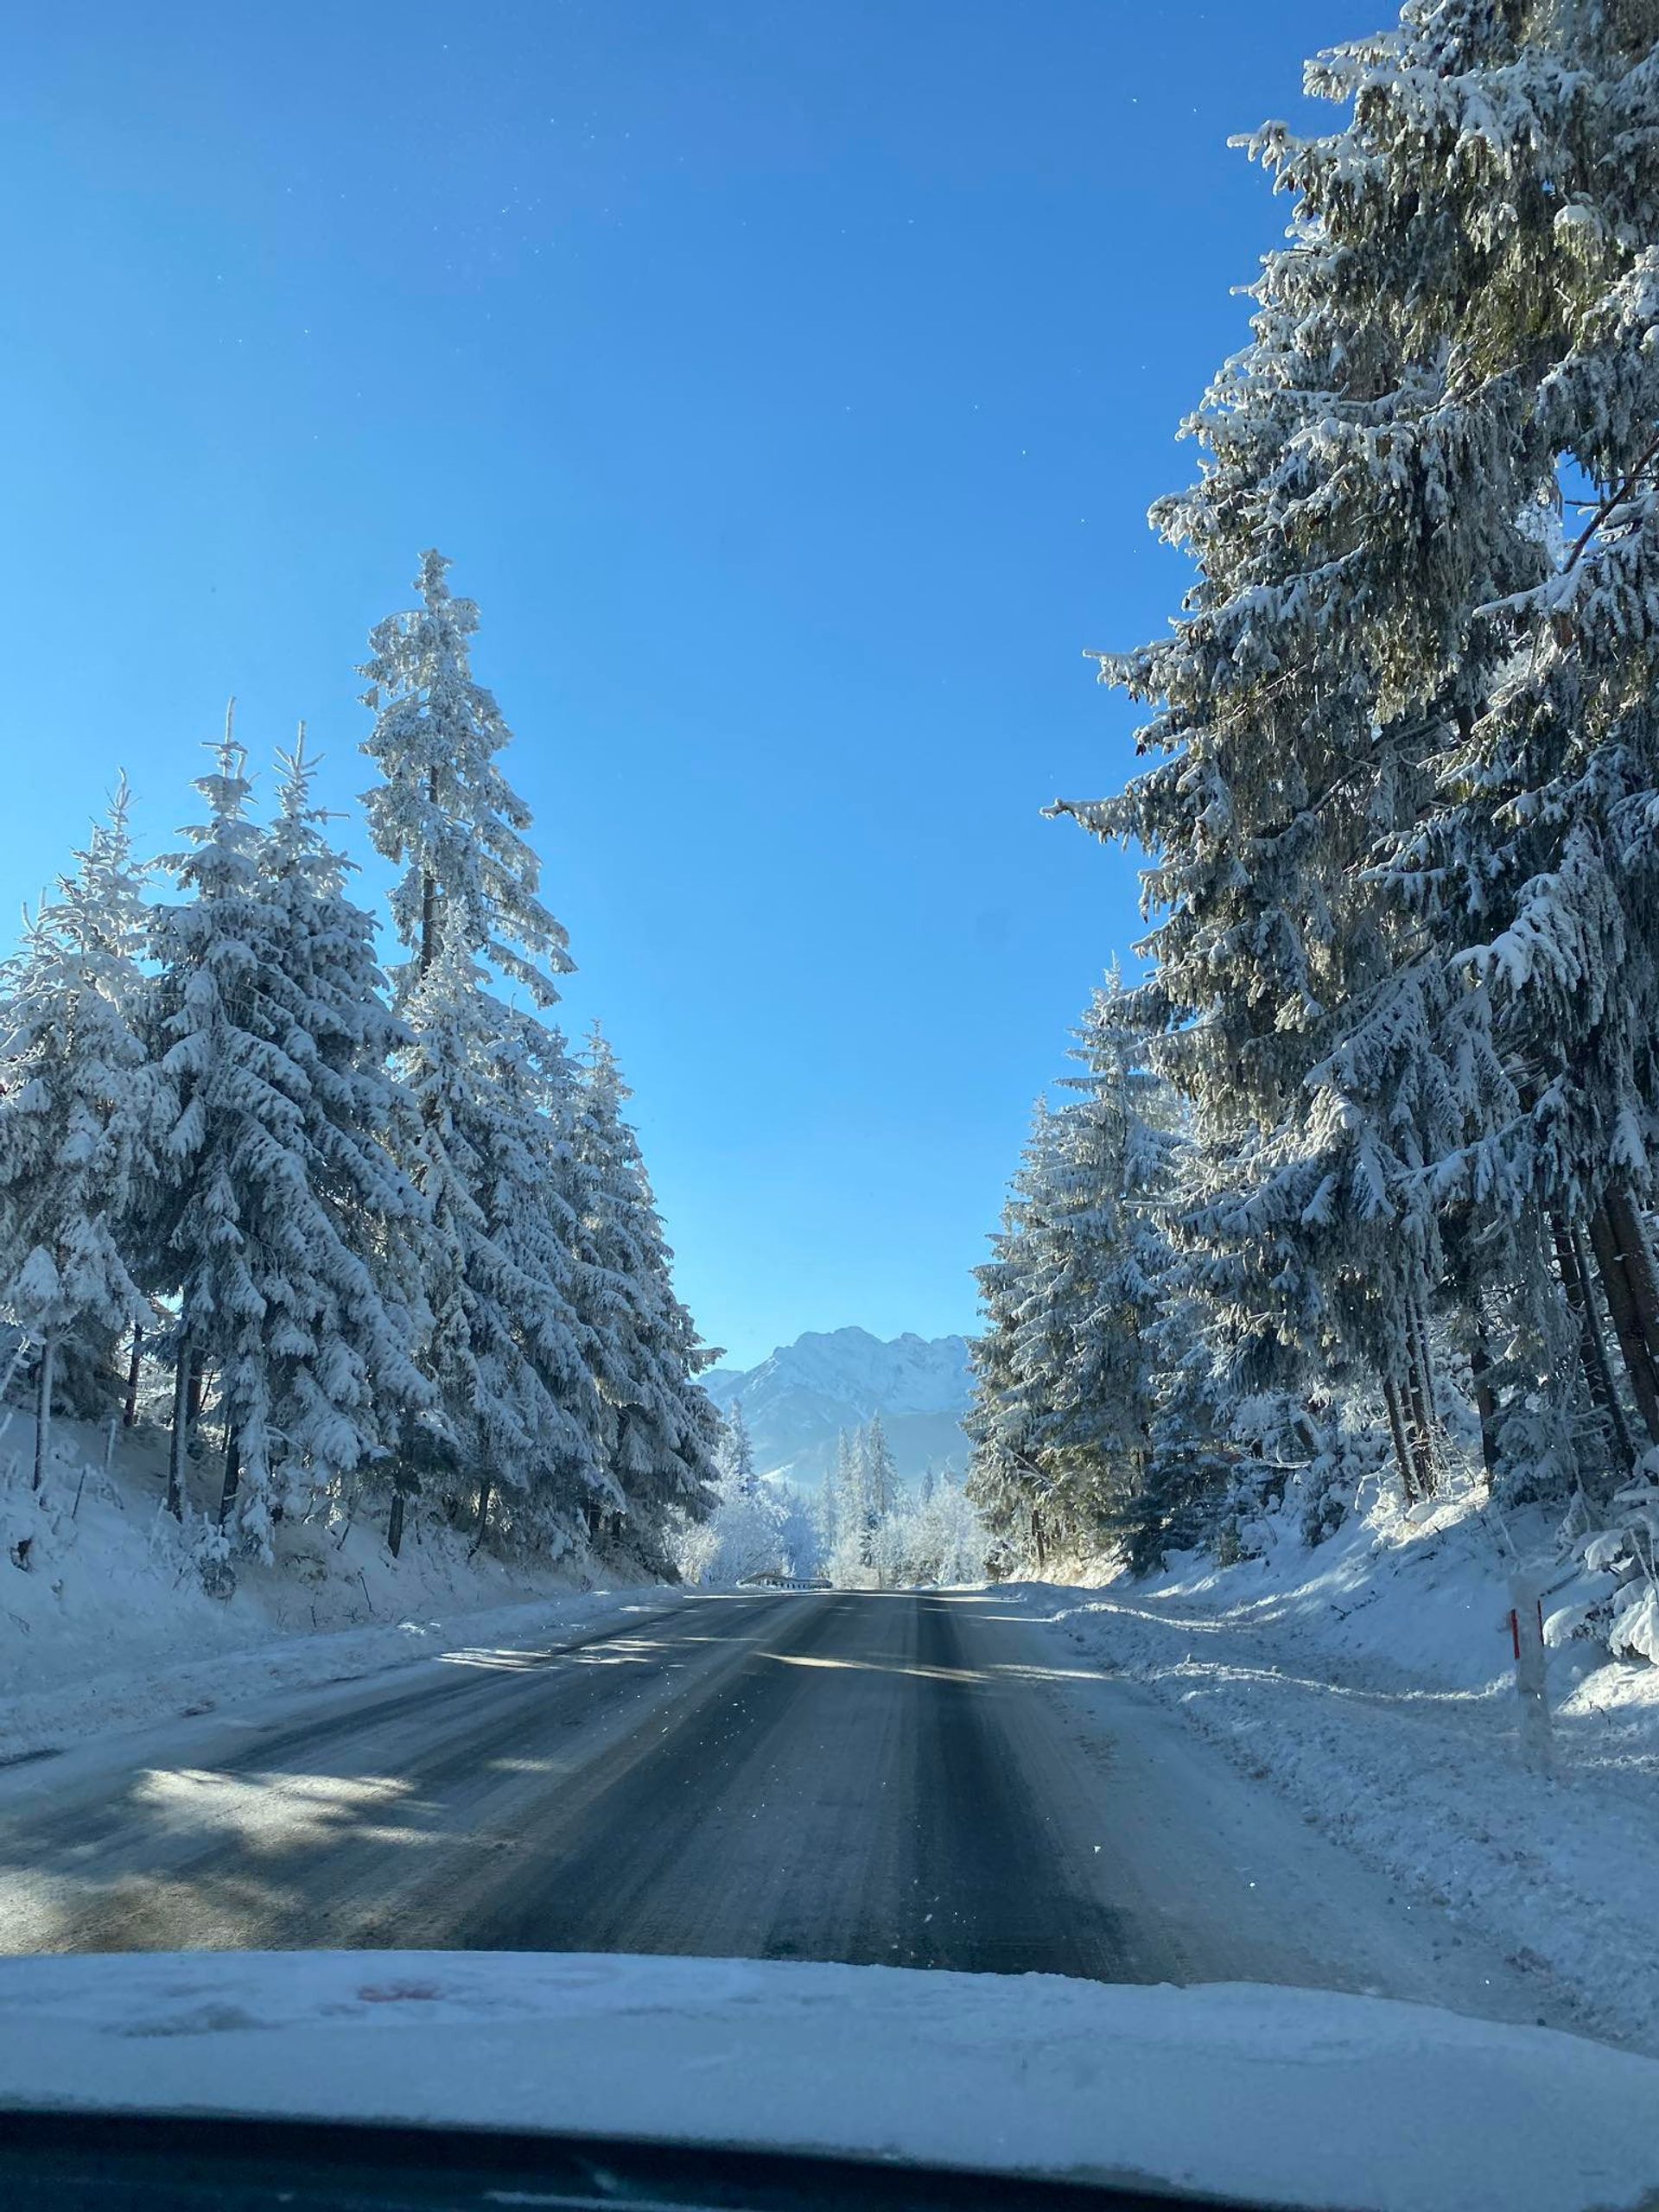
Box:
[966,0,1659,1664]
[0,553,721,1580]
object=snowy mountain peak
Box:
[704,1328,973,1487]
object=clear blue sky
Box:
[0,2,1376,1370]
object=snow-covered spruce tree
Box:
[359,551,603,1554]
[393,928,602,1554]
[252,734,435,1544]
[815,1428,851,1568]
[1041,980,1183,1551]
[716,1400,756,1497]
[1048,0,1659,1510]
[1334,1,1659,1457]
[568,1026,720,1562]
[855,1414,898,1568]
[149,725,431,1553]
[1128,1276,1241,1573]
[822,1422,876,1585]
[0,779,172,1481]
[362,549,575,1002]
[965,1102,1062,1573]
[868,1469,986,1588]
[776,1480,823,1579]
[967,983,1182,1569]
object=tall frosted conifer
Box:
[359,552,601,1549]
[152,721,430,1552]
[0,781,170,1481]
[569,1026,721,1556]
[1052,0,1659,1509]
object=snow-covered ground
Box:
[1010,1485,1659,2054]
[0,1415,671,1758]
[2,1949,1656,2212]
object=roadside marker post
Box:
[1506,1570,1553,1776]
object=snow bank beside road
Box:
[0,1416,674,1758]
[0,1582,686,1763]
[1011,1494,1659,2054]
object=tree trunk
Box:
[418,768,441,977]
[31,1336,55,1492]
[218,1426,241,1526]
[1402,1319,1437,1499]
[1382,1376,1418,1507]
[1470,1315,1503,1496]
[1553,1209,1636,1480]
[1588,1203,1659,1444]
[1604,1184,1659,1364]
[186,1351,207,1427]
[166,1342,190,1520]
[123,1325,143,1427]
[1031,1509,1047,1577]
[387,1488,406,1559]
[471,1474,493,1555]
[1408,1290,1441,1428]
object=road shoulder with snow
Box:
[1005,1545,1659,2055]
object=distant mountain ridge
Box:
[703,1327,973,1491]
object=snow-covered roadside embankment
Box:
[1008,1496,1659,2054]
[0,1416,679,1760]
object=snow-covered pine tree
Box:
[0,779,172,1481]
[1046,0,1659,1510]
[361,550,575,1003]
[968,984,1182,1569]
[877,1468,986,1588]
[1038,978,1182,1554]
[253,734,435,1544]
[815,1430,850,1566]
[149,722,431,1553]
[1129,1276,1240,1573]
[1331,0,1659,1460]
[359,552,604,1553]
[394,931,602,1553]
[855,1414,897,1567]
[717,1400,756,1497]
[776,1479,822,1580]
[966,1102,1061,1573]
[569,1025,721,1560]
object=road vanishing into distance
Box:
[0,1591,1551,2025]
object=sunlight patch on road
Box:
[437,1636,677,1673]
[759,1652,987,1685]
[0,1858,298,1954]
[131,1765,417,1853]
[1000,1662,1117,1685]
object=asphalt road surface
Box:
[0,1590,1554,2021]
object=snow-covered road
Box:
[0,1589,1562,2028]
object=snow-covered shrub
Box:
[673,1471,790,1586]
[1577,1476,1659,1667]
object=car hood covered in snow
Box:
[0,1951,1655,2212]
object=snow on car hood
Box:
[0,1950,1653,2212]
